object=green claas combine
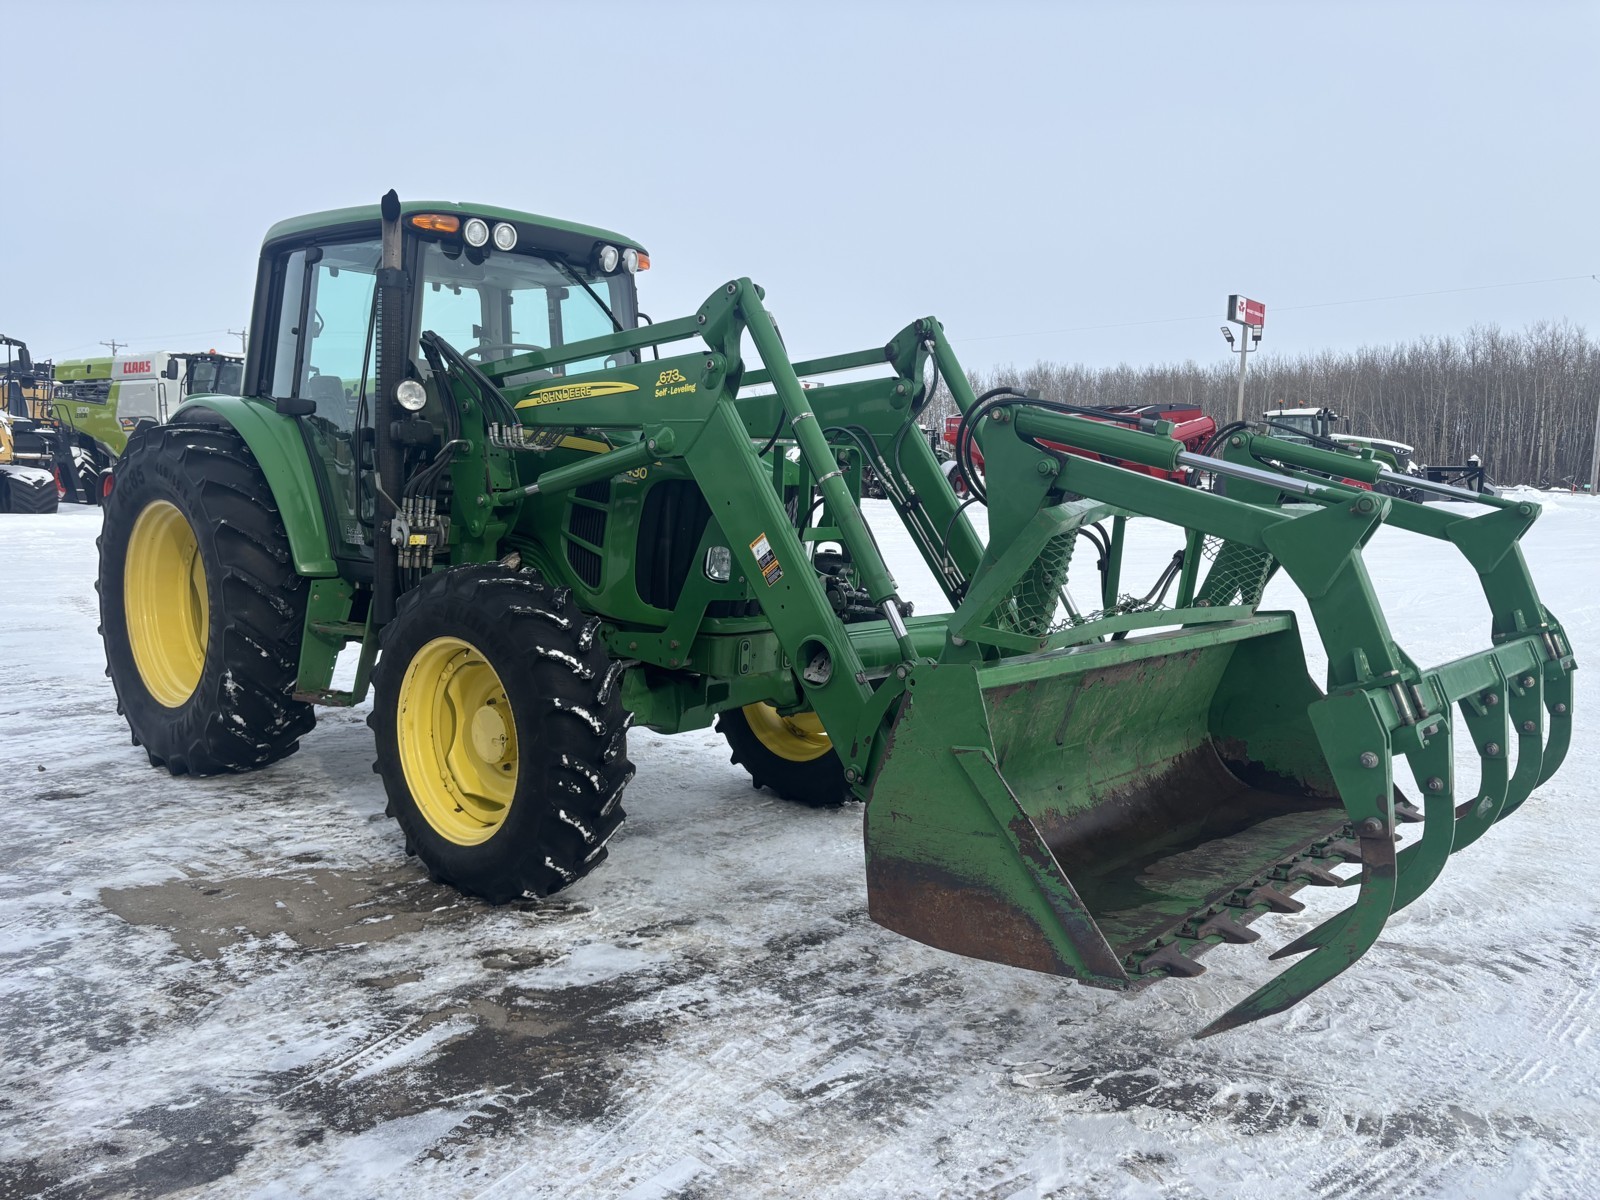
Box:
[97,193,1576,1035]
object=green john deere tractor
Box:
[98,193,1576,1035]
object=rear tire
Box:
[97,423,315,774]
[69,447,102,506]
[717,704,850,808]
[370,565,634,902]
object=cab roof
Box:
[263,200,646,254]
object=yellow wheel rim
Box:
[124,500,209,708]
[397,636,519,845]
[742,702,832,763]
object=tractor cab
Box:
[172,352,243,399]
[239,202,647,565]
[1261,406,1340,443]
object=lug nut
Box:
[1426,777,1444,792]
[1555,703,1568,715]
[1484,692,1499,706]
[1485,742,1501,757]
[1522,720,1537,734]
[1357,818,1385,837]
[1521,676,1536,689]
[1359,751,1379,769]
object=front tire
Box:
[717,703,850,807]
[370,565,634,902]
[97,424,315,774]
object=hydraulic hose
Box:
[372,189,407,625]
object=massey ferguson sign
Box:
[1227,294,1266,328]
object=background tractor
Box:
[97,193,1575,1035]
[1,335,62,513]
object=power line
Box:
[951,272,1600,346]
[99,338,126,355]
[54,328,239,357]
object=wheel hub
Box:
[124,499,208,708]
[396,636,519,845]
[470,702,511,764]
[742,702,832,763]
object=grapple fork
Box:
[857,386,1576,1035]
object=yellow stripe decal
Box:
[515,381,639,409]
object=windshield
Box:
[417,240,635,378]
[1267,414,1316,439]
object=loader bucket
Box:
[865,613,1354,990]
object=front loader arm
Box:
[470,281,1573,1036]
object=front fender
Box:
[175,396,338,577]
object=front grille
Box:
[635,480,712,611]
[565,482,611,591]
[567,542,602,588]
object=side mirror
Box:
[162,359,180,380]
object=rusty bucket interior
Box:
[864,613,1353,985]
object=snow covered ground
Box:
[1,493,1595,1199]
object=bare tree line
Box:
[930,322,1599,487]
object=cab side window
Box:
[266,240,381,433]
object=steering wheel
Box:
[464,342,545,362]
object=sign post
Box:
[1223,295,1265,424]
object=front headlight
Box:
[596,244,620,273]
[622,247,640,274]
[492,222,518,251]
[463,218,490,248]
[703,545,732,583]
[396,380,427,412]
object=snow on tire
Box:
[369,565,635,903]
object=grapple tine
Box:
[1197,822,1397,1038]
[1450,665,1512,852]
[1534,661,1573,788]
[1495,667,1546,823]
[1270,723,1457,960]
[1197,688,1400,1037]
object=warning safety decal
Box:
[750,532,783,586]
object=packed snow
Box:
[1,493,1595,1199]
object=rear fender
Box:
[173,397,338,577]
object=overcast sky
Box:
[5,1,1596,375]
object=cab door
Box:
[259,236,384,567]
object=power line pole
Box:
[228,328,248,355]
[100,339,126,356]
[1589,386,1599,496]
